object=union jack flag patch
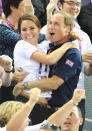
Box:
[65,59,74,67]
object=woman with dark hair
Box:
[0,0,34,104]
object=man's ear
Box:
[57,2,63,10]
[79,118,83,126]
[65,25,71,35]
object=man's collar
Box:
[54,36,70,46]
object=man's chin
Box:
[48,38,55,42]
[62,124,72,131]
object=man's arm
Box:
[13,75,64,96]
[47,89,85,126]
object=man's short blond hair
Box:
[53,10,74,32]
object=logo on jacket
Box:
[65,59,74,67]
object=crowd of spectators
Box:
[0,0,92,131]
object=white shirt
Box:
[14,40,52,98]
[14,40,50,82]
[25,121,46,131]
[0,127,6,131]
[0,122,45,131]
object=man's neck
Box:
[54,36,69,46]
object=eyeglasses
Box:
[63,1,81,7]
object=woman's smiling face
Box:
[20,20,40,45]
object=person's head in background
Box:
[0,101,24,127]
[60,106,83,131]
[2,0,24,28]
[58,0,81,19]
[40,123,61,131]
[47,10,74,43]
[18,13,41,45]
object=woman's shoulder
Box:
[0,23,21,43]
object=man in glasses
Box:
[58,0,81,19]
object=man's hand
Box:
[82,52,92,64]
[13,68,29,83]
[72,89,85,105]
[29,88,41,103]
[46,0,58,23]
[46,0,58,13]
[0,55,13,71]
[24,0,34,15]
[13,82,24,97]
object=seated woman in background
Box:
[0,88,84,131]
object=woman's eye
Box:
[30,27,35,30]
[22,28,27,31]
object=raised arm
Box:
[24,0,34,15]
[46,0,58,25]
[0,55,13,87]
[31,42,77,65]
[47,89,85,126]
[7,88,41,131]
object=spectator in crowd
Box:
[13,13,77,98]
[57,0,92,130]
[0,88,41,131]
[0,89,85,131]
[13,10,82,125]
[0,0,24,104]
[0,0,34,104]
[77,1,92,43]
[41,0,92,130]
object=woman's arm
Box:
[47,89,85,126]
[31,42,77,65]
[6,88,41,131]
